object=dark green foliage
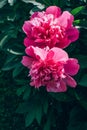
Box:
[0,0,87,130]
[67,106,87,130]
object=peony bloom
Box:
[22,46,80,92]
[22,6,79,49]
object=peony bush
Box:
[22,6,80,92]
[0,0,87,130]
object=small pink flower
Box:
[22,6,79,49]
[22,46,80,92]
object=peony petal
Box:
[31,12,45,19]
[65,75,77,88]
[58,11,74,29]
[30,12,39,19]
[47,47,68,62]
[56,36,71,49]
[59,80,67,91]
[46,6,61,18]
[24,37,34,47]
[47,80,67,92]
[21,56,33,68]
[46,50,54,60]
[25,46,47,61]
[30,79,41,88]
[34,39,46,48]
[64,58,80,76]
[67,27,79,42]
[35,38,45,43]
[22,21,32,36]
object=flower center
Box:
[32,14,66,48]
[29,60,65,87]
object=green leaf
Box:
[23,87,31,100]
[13,63,24,78]
[71,6,85,15]
[7,29,18,38]
[2,62,16,71]
[36,0,51,6]
[16,102,30,113]
[0,35,10,49]
[50,92,73,102]
[43,100,48,114]
[7,49,23,55]
[8,0,16,6]
[25,109,35,127]
[22,0,35,3]
[25,102,37,127]
[43,112,51,130]
[17,95,43,127]
[67,106,87,130]
[35,104,42,124]
[79,74,87,87]
[68,122,87,130]
[74,55,87,69]
[16,86,26,96]
[44,120,51,130]
[79,100,87,111]
[15,79,29,85]
[58,0,67,7]
[22,0,45,8]
[1,53,21,71]
[2,61,19,71]
[74,19,87,28]
[30,5,44,15]
[0,0,7,8]
[5,54,16,63]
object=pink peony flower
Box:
[22,6,79,49]
[22,46,80,92]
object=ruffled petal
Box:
[56,36,71,49]
[46,80,67,92]
[46,6,61,18]
[67,27,79,42]
[21,56,33,68]
[47,47,68,62]
[58,11,74,29]
[25,46,47,61]
[24,37,34,47]
[30,12,39,19]
[30,79,41,88]
[65,75,77,88]
[64,58,80,76]
[22,21,32,36]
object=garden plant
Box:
[0,0,87,130]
